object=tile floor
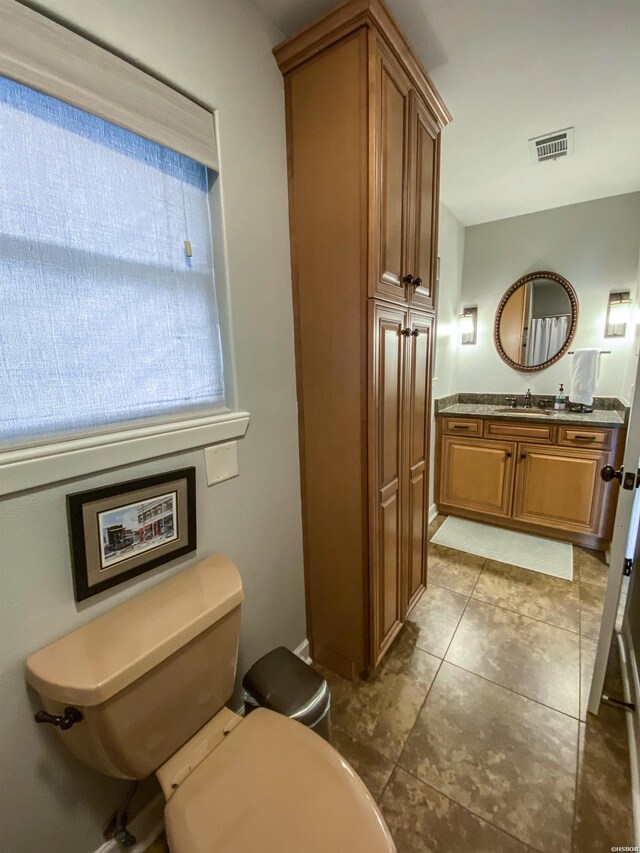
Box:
[148,515,633,853]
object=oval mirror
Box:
[494,271,578,371]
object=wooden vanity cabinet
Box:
[275,0,450,679]
[436,418,624,549]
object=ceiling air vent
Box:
[529,128,574,163]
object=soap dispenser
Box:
[554,383,566,411]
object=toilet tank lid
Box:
[25,554,244,707]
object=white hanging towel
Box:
[569,348,600,406]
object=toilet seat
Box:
[164,707,396,853]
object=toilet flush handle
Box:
[34,707,83,730]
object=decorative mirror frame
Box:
[493,270,579,372]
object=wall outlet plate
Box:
[204,441,239,486]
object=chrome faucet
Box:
[523,389,533,409]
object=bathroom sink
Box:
[493,407,553,416]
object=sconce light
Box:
[459,307,477,345]
[605,291,632,337]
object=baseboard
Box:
[294,638,311,663]
[93,794,164,853]
[619,625,640,847]
[428,503,438,524]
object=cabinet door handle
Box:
[402,274,414,285]
[412,277,423,289]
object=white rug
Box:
[431,517,573,581]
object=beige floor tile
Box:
[575,547,609,590]
[445,598,580,717]
[399,662,578,852]
[580,634,598,721]
[572,702,634,851]
[579,582,605,640]
[405,584,468,658]
[380,768,533,853]
[427,543,484,596]
[329,725,395,802]
[323,630,441,762]
[473,558,580,631]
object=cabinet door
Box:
[370,301,407,664]
[514,444,608,534]
[403,312,433,615]
[407,93,439,311]
[370,39,411,304]
[440,436,516,517]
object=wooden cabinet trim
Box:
[484,420,555,443]
[402,311,433,615]
[273,0,452,128]
[558,426,613,450]
[442,417,482,436]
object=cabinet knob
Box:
[401,328,412,336]
[412,277,423,289]
[411,329,420,337]
[520,453,527,459]
[402,274,415,285]
[506,452,512,458]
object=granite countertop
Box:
[436,402,626,429]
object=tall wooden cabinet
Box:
[275,0,450,679]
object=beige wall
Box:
[0,2,306,852]
[428,203,465,511]
[456,193,640,401]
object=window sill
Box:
[0,410,250,496]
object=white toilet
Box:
[26,554,396,852]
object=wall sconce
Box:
[459,307,477,345]
[605,291,632,337]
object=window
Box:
[0,74,226,446]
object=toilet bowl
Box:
[25,554,396,852]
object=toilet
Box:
[25,554,396,853]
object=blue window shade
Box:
[0,75,225,445]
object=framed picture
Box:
[67,467,196,602]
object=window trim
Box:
[0,409,250,496]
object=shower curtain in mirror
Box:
[527,316,569,365]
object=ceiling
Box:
[253,0,640,226]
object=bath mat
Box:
[431,517,573,581]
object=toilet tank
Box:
[25,554,244,780]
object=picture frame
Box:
[67,467,196,602]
